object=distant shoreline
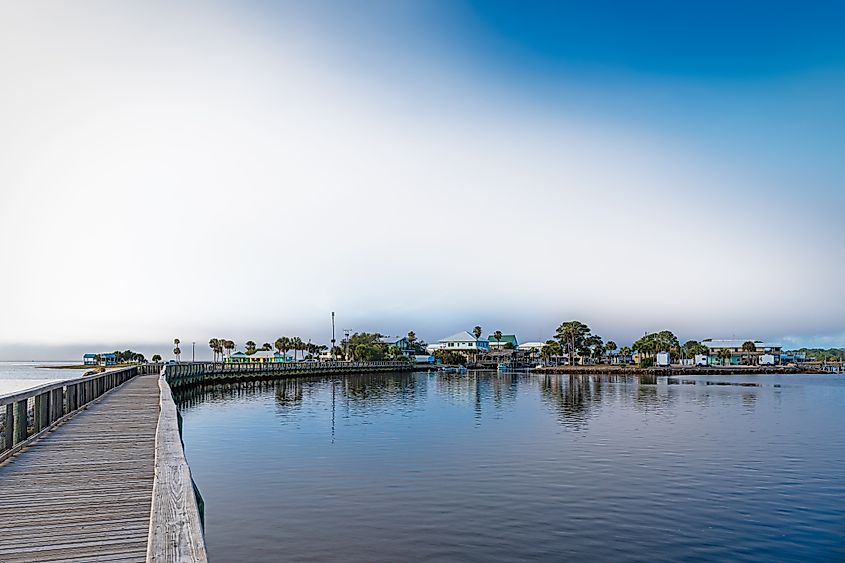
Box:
[534,365,817,376]
[37,364,136,370]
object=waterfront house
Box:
[437,331,489,358]
[380,336,412,357]
[426,343,445,354]
[517,342,544,361]
[487,334,519,350]
[225,350,290,364]
[609,350,634,365]
[226,352,250,364]
[249,350,280,363]
[780,351,807,364]
[703,339,783,365]
[83,353,116,366]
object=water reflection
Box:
[177,371,845,563]
[174,371,773,431]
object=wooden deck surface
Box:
[0,375,160,562]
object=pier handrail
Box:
[1,365,139,458]
[162,359,413,387]
[0,366,137,407]
[147,369,208,562]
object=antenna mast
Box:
[331,312,336,361]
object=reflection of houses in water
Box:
[432,372,520,421]
[341,373,419,404]
[173,371,768,445]
[275,378,304,405]
[537,373,685,427]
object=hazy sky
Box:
[1,1,843,360]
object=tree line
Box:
[538,321,756,367]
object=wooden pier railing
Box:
[0,360,412,562]
[146,360,411,562]
[148,372,208,563]
[163,360,413,389]
[0,366,139,461]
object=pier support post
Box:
[13,399,27,445]
[34,393,47,433]
[3,404,12,451]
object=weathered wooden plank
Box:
[146,376,207,562]
[0,375,160,561]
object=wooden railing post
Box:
[3,404,13,450]
[13,399,28,445]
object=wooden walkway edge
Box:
[146,376,207,562]
[0,374,161,562]
[1,361,409,561]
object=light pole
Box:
[331,312,336,361]
[192,342,195,363]
[343,329,352,361]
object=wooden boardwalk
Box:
[0,374,160,562]
[0,361,409,561]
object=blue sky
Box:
[0,0,842,359]
[327,0,845,191]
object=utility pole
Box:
[192,342,195,363]
[343,329,352,361]
[331,312,336,361]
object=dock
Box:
[0,374,159,562]
[534,365,811,376]
[0,360,412,561]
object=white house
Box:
[426,342,445,354]
[438,331,489,355]
[516,342,543,361]
[517,342,545,352]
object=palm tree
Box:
[172,339,181,362]
[555,321,591,365]
[152,354,162,363]
[274,338,285,356]
[224,340,235,359]
[493,330,503,349]
[281,337,291,361]
[472,326,482,339]
[541,340,562,365]
[741,341,756,365]
[208,338,219,362]
[262,342,272,351]
[606,340,617,364]
[292,337,304,361]
[245,340,257,355]
[718,348,732,366]
[407,331,416,343]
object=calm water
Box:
[178,372,845,562]
[0,362,81,395]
